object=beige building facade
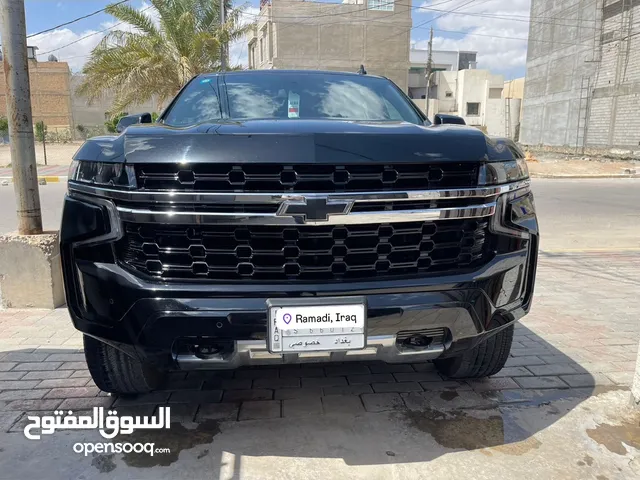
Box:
[408,48,478,100]
[247,0,412,93]
[423,69,507,137]
[0,58,73,131]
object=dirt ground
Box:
[527,154,639,177]
[0,142,82,167]
[1,143,639,177]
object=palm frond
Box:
[105,3,160,37]
[80,0,254,112]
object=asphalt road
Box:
[0,182,67,234]
[532,178,640,251]
[1,179,639,251]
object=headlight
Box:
[69,160,136,188]
[478,158,529,186]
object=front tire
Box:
[434,318,514,379]
[83,335,164,395]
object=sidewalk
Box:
[0,252,639,478]
[0,165,69,182]
[0,142,81,167]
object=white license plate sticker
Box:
[269,304,365,353]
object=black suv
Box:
[60,70,538,394]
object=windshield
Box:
[162,72,424,127]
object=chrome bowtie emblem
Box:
[277,197,354,222]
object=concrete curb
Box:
[531,173,640,179]
[0,232,65,308]
[0,175,67,184]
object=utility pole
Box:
[220,0,227,70]
[0,0,43,235]
[424,26,434,119]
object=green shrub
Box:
[0,116,8,137]
[45,129,73,144]
[35,121,47,142]
[76,124,88,140]
[105,112,129,133]
[86,126,106,138]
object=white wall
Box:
[430,69,505,136]
[409,49,461,71]
[434,71,457,114]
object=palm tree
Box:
[78,0,254,114]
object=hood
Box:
[73,120,517,164]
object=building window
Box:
[466,102,480,116]
[259,38,264,63]
[445,92,453,98]
[27,46,38,60]
[368,0,394,11]
[489,88,503,99]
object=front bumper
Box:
[60,184,539,370]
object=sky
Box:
[17,0,532,79]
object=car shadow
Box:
[1,320,625,478]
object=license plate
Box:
[267,298,366,354]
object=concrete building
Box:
[521,0,640,149]
[0,53,73,132]
[504,78,525,100]
[0,52,157,137]
[246,0,412,92]
[504,77,525,140]
[70,74,157,128]
[408,48,477,100]
[425,69,506,136]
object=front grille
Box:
[114,198,482,214]
[135,163,479,192]
[116,219,492,282]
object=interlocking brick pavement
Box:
[0,252,638,429]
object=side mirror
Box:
[116,112,153,133]
[434,114,466,126]
[139,112,153,124]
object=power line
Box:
[234,40,246,67]
[432,28,594,48]
[270,17,599,49]
[40,1,603,66]
[267,10,600,50]
[382,0,485,41]
[272,0,412,36]
[254,0,459,39]
[241,0,597,26]
[241,0,456,21]
[421,8,598,29]
[38,5,153,56]
[27,0,130,38]
[266,16,599,47]
[303,0,595,48]
[257,0,485,43]
[240,0,598,58]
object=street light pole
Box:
[0,0,43,235]
[424,26,433,119]
[220,0,227,70]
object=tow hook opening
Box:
[193,344,224,359]
[395,327,448,351]
[400,334,434,350]
[180,339,234,359]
